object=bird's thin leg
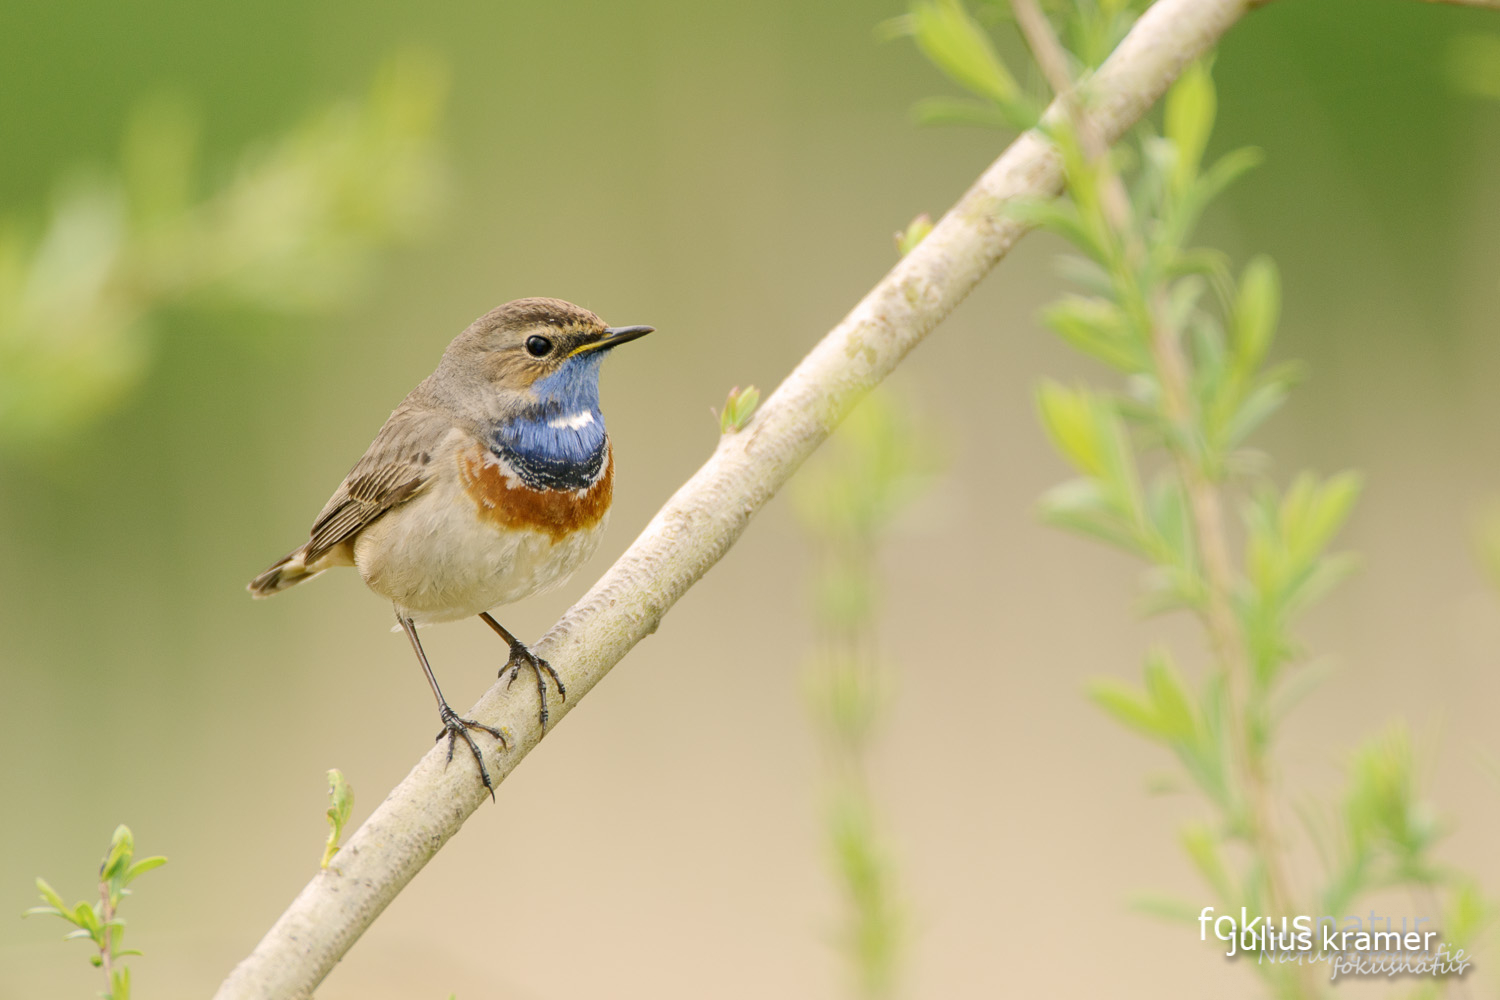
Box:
[478,612,565,731]
[396,608,505,798]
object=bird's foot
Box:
[502,639,566,731]
[434,703,507,799]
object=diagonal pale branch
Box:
[213,0,1259,994]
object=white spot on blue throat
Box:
[548,411,596,430]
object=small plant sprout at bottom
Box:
[23,824,167,1000]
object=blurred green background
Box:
[3,0,1500,996]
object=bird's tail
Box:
[248,547,323,597]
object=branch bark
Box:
[214,0,1258,994]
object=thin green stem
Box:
[97,879,116,993]
[1145,294,1296,914]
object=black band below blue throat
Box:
[489,420,608,492]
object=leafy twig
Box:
[24,825,167,1000]
[795,390,935,995]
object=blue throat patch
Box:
[490,353,608,491]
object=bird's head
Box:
[437,297,653,420]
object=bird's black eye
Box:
[525,335,553,357]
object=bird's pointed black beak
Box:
[572,324,654,357]
[600,324,654,348]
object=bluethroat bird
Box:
[249,298,653,792]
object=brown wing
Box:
[248,403,464,597]
[302,403,457,566]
